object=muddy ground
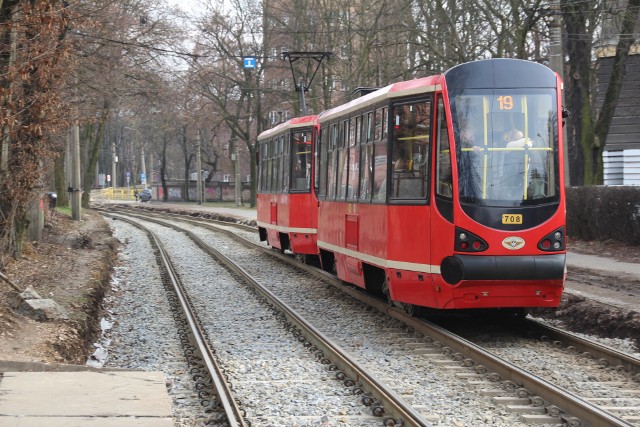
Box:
[0,208,638,365]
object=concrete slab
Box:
[0,371,174,427]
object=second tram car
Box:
[256,115,320,262]
[315,58,566,314]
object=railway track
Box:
[101,206,640,426]
[104,212,431,426]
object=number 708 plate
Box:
[502,214,523,224]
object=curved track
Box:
[101,206,640,426]
[104,211,431,427]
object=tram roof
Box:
[319,75,442,123]
[257,115,318,141]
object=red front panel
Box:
[257,192,318,255]
[438,208,565,309]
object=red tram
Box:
[258,58,566,315]
[256,115,320,262]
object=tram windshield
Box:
[450,89,559,207]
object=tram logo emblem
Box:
[502,236,525,250]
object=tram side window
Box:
[327,123,339,199]
[436,98,453,198]
[291,129,312,192]
[266,139,274,192]
[274,136,282,193]
[365,111,374,143]
[372,142,388,201]
[390,100,431,200]
[359,140,373,201]
[346,116,360,200]
[374,108,383,141]
[279,134,287,192]
[336,120,349,200]
[381,107,388,140]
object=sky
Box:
[164,0,207,15]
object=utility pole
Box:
[548,0,570,186]
[140,146,147,190]
[233,147,241,207]
[196,131,202,204]
[71,119,81,220]
[111,141,117,194]
[149,151,154,190]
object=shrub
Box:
[566,186,640,245]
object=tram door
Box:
[431,96,456,307]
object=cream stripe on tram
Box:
[256,221,317,235]
[317,240,441,275]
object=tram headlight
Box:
[538,227,565,252]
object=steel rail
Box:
[103,213,247,427]
[104,208,433,426]
[103,208,636,427]
[523,318,640,377]
[174,225,433,427]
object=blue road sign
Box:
[243,56,256,69]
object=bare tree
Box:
[563,0,639,185]
[0,0,74,259]
[192,0,266,206]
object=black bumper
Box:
[441,253,566,285]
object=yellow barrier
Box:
[99,188,137,200]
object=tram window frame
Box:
[284,134,290,193]
[314,126,321,196]
[291,128,312,193]
[318,127,328,198]
[258,142,265,192]
[283,132,291,193]
[388,96,432,204]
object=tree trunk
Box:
[82,111,108,208]
[593,0,640,184]
[562,0,595,185]
[54,150,68,207]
